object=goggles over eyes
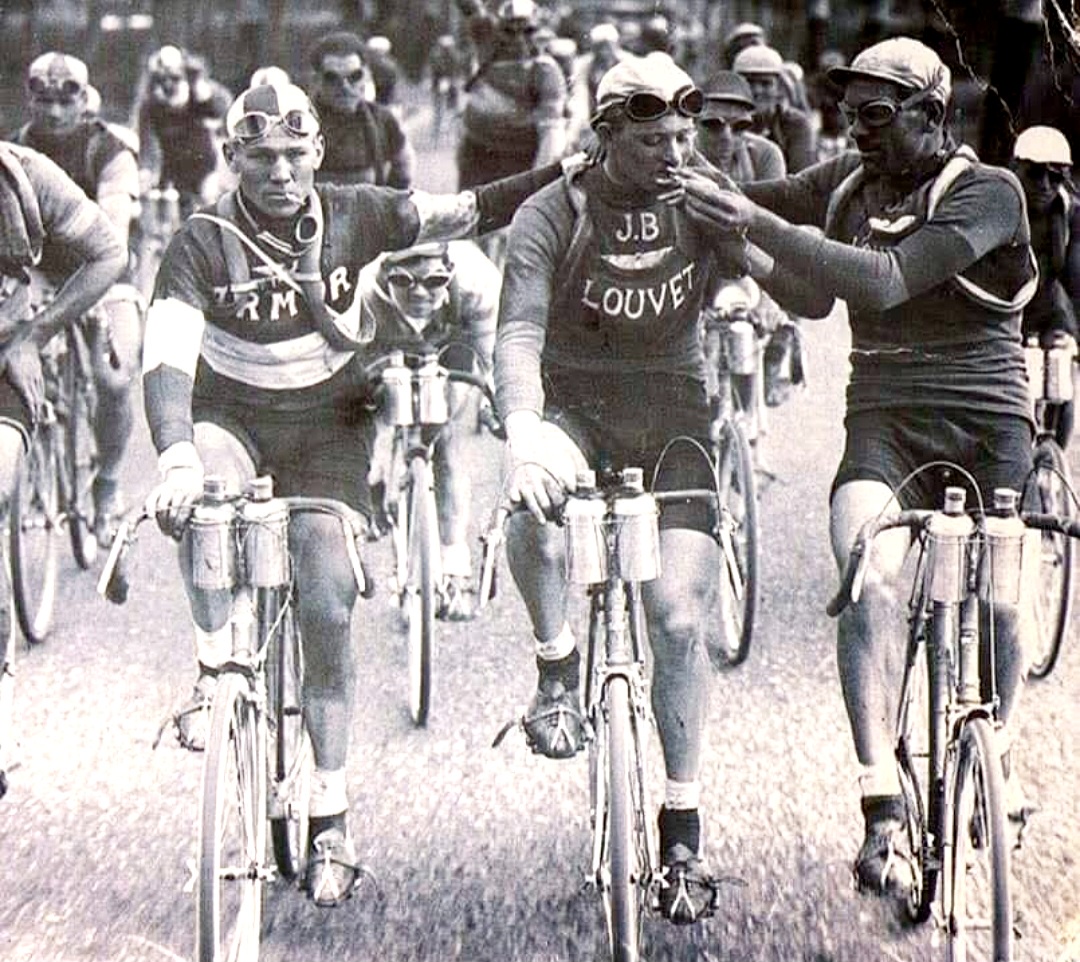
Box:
[27,76,84,101]
[229,109,320,143]
[840,86,934,128]
[610,85,704,123]
[699,116,753,133]
[322,69,366,86]
[1017,160,1069,185]
[386,270,453,292]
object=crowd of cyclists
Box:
[2,0,1080,946]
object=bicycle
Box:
[11,316,102,644]
[0,561,13,799]
[699,288,761,669]
[375,348,495,727]
[827,477,1080,962]
[484,467,723,962]
[1020,334,1077,679]
[98,476,372,962]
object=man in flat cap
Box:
[680,37,1037,905]
[495,51,750,925]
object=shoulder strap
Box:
[824,164,866,239]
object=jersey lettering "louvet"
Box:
[580,262,697,320]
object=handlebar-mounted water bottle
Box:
[381,350,413,426]
[240,476,290,588]
[927,486,974,604]
[564,469,607,585]
[613,467,661,584]
[979,487,1027,606]
[190,476,237,591]
[417,351,450,426]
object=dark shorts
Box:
[193,400,373,515]
[544,369,715,533]
[0,373,32,452]
[831,407,1034,510]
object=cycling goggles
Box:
[1017,160,1069,186]
[608,85,705,123]
[321,68,366,86]
[840,86,935,128]
[699,116,754,134]
[27,76,84,101]
[229,109,320,143]
[386,270,453,292]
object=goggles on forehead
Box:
[27,75,84,101]
[229,108,319,143]
[840,86,935,129]
[386,270,453,292]
[605,85,704,124]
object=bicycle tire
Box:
[1024,437,1074,679]
[896,627,937,924]
[600,675,646,962]
[406,455,437,727]
[709,418,759,668]
[265,588,311,883]
[61,327,98,569]
[197,672,267,962]
[11,426,60,644]
[945,716,1013,962]
[0,548,14,799]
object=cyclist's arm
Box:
[743,150,860,227]
[95,148,140,248]
[1064,199,1080,329]
[14,147,127,349]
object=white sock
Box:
[194,624,232,672]
[309,768,349,818]
[535,622,576,661]
[441,542,471,578]
[664,779,701,811]
[858,762,901,799]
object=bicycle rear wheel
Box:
[1024,437,1074,679]
[708,418,759,668]
[945,716,1013,962]
[60,327,98,569]
[197,672,267,962]
[405,455,438,727]
[593,674,650,962]
[0,547,14,799]
[264,588,311,883]
[11,426,60,644]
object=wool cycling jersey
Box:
[314,99,409,188]
[138,90,228,193]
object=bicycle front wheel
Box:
[1024,437,1074,679]
[405,455,438,727]
[945,716,1013,962]
[264,589,311,883]
[11,426,60,644]
[595,675,650,962]
[0,548,14,798]
[708,418,759,668]
[61,328,98,569]
[197,673,267,962]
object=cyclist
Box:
[141,80,569,908]
[0,140,127,628]
[1011,125,1079,450]
[732,44,817,173]
[134,44,231,218]
[309,31,414,188]
[678,37,1038,899]
[354,240,500,620]
[13,52,143,544]
[566,23,630,151]
[494,53,749,926]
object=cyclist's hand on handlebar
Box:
[504,410,580,524]
[507,460,570,523]
[146,442,205,539]
[3,339,44,422]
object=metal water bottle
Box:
[564,470,607,585]
[240,476,290,588]
[613,467,661,583]
[979,487,1027,605]
[417,352,449,425]
[1045,340,1075,402]
[927,486,974,603]
[381,350,413,426]
[190,476,236,590]
[726,319,757,375]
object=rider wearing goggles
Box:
[225,82,321,143]
[26,52,88,105]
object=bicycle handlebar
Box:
[97,493,374,606]
[826,510,933,618]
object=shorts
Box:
[193,399,373,516]
[831,407,1034,510]
[0,373,33,452]
[544,369,715,534]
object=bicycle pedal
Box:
[491,714,523,748]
